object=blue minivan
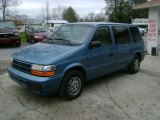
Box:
[8,22,145,99]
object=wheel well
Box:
[65,66,86,80]
[135,52,141,61]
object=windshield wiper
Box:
[54,38,74,46]
[41,38,56,44]
[45,38,54,40]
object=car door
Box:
[87,26,115,80]
[111,26,132,70]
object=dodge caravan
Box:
[8,22,145,100]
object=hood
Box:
[12,43,78,65]
[0,28,13,33]
[33,32,51,37]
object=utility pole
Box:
[46,1,49,28]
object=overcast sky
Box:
[10,0,106,18]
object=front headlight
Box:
[15,32,20,37]
[31,64,44,71]
[31,64,56,77]
[43,65,56,71]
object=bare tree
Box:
[51,5,65,20]
[0,0,20,20]
[39,1,51,23]
[82,12,106,22]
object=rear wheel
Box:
[59,70,84,100]
[31,38,35,44]
[128,55,140,74]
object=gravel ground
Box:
[0,43,30,75]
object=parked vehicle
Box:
[138,27,147,36]
[8,22,145,100]
[0,21,21,47]
[26,26,51,43]
[42,20,68,32]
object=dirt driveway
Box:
[0,55,160,120]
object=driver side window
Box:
[92,26,112,46]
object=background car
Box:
[26,26,51,43]
[0,21,21,47]
[138,27,147,36]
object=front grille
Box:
[12,59,32,74]
[0,33,14,38]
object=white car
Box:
[138,27,147,35]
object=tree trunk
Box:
[3,13,5,21]
[3,7,6,21]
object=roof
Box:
[69,22,132,26]
[133,0,160,9]
[44,20,68,24]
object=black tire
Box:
[15,43,21,47]
[31,38,35,44]
[59,70,84,100]
[128,55,140,74]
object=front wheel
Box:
[59,70,84,100]
[128,56,140,74]
[15,42,21,47]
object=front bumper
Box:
[0,37,20,45]
[34,38,44,43]
[8,66,63,95]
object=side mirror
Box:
[89,41,101,48]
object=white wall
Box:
[148,6,160,55]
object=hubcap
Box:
[68,77,81,96]
[134,59,139,71]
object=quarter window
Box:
[92,26,112,45]
[112,26,130,44]
[129,27,142,42]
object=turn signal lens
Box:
[31,70,55,77]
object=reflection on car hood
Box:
[33,32,51,37]
[12,43,76,64]
[0,28,13,33]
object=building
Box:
[132,18,148,27]
[42,20,68,31]
[133,0,160,55]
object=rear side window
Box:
[112,26,130,44]
[129,27,142,42]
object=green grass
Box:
[20,32,27,43]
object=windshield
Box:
[0,22,16,29]
[34,27,49,33]
[43,24,93,45]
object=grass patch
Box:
[20,32,27,43]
